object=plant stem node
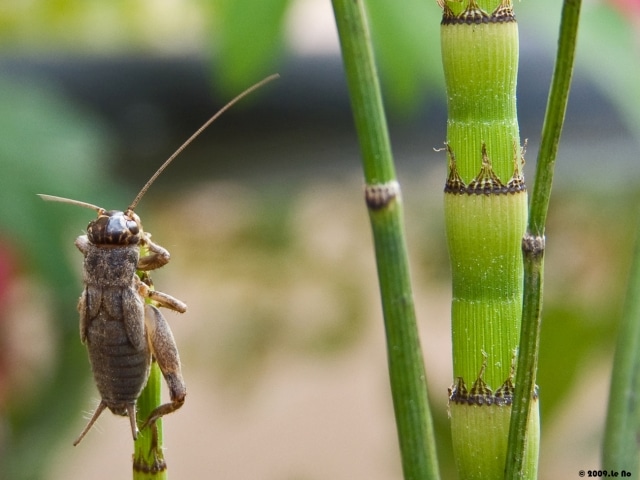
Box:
[440,0,515,25]
[449,376,538,407]
[133,458,167,474]
[522,233,545,258]
[444,143,526,195]
[365,180,401,210]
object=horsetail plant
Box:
[332,0,440,478]
[334,0,583,477]
[439,1,539,478]
[507,1,581,477]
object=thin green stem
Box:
[331,1,439,478]
[133,362,167,480]
[527,0,582,237]
[505,1,582,478]
[330,0,394,184]
[133,262,167,479]
[603,224,640,472]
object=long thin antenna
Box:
[37,194,104,212]
[128,73,280,210]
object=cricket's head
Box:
[87,209,142,246]
[37,194,143,246]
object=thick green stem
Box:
[505,1,581,478]
[440,1,539,478]
[332,1,439,478]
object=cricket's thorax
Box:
[82,244,140,288]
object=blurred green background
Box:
[0,1,639,479]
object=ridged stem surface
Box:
[440,2,539,478]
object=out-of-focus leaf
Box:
[0,76,121,480]
[208,0,292,94]
[365,0,444,114]
[577,4,640,137]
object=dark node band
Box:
[444,143,526,195]
[441,1,516,26]
[365,181,401,210]
[449,376,539,406]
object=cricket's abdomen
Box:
[86,307,151,414]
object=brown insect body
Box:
[38,73,279,447]
[72,208,186,446]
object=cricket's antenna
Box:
[128,73,280,211]
[38,194,104,213]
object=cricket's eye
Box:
[125,219,139,235]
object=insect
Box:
[39,74,278,446]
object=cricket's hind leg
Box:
[140,304,186,432]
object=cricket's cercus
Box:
[38,74,279,446]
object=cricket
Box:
[39,74,278,446]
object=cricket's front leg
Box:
[74,234,91,254]
[140,304,186,431]
[138,234,171,271]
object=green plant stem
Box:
[133,362,167,480]
[330,0,393,183]
[440,2,539,478]
[603,227,640,468]
[526,0,582,236]
[331,1,439,478]
[133,261,167,479]
[504,0,582,478]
